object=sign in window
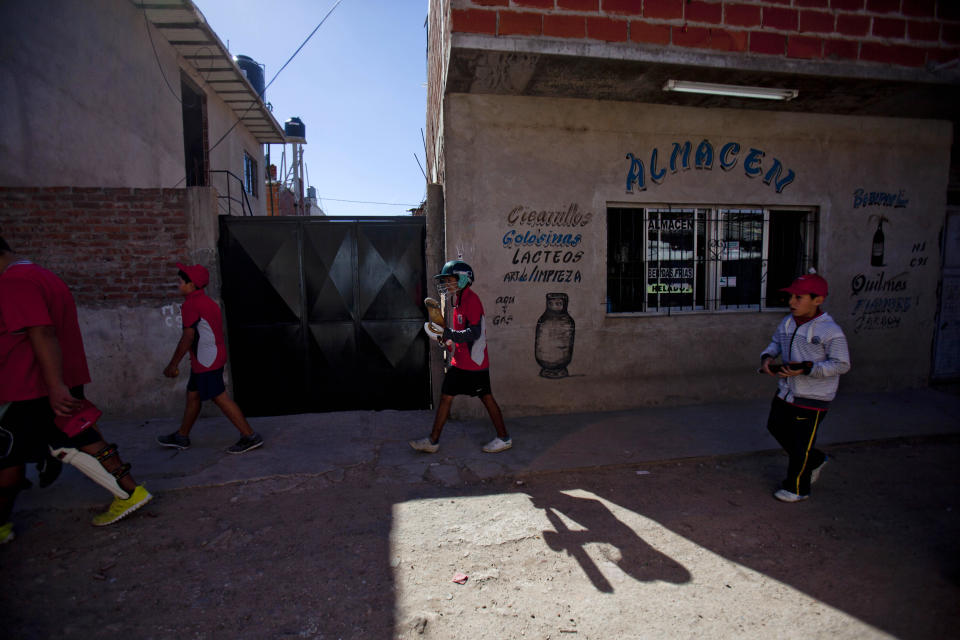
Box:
[607,206,817,313]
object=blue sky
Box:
[194,0,428,216]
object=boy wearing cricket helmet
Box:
[409,259,512,454]
[760,273,851,503]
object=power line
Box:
[320,197,419,206]
[142,2,181,104]
[208,0,343,153]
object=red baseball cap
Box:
[780,273,828,297]
[176,262,210,288]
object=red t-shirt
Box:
[180,289,228,373]
[0,261,91,402]
[448,286,489,371]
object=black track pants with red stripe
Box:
[766,396,827,497]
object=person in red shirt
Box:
[156,264,262,454]
[0,237,152,543]
[409,259,511,454]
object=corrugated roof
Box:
[136,0,285,143]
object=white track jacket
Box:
[761,312,851,408]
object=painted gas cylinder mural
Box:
[535,293,575,378]
[496,203,591,378]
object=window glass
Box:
[607,206,816,314]
[243,152,258,197]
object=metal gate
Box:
[933,208,960,381]
[218,216,429,415]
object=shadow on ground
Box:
[1,435,957,639]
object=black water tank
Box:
[284,117,306,139]
[235,55,265,99]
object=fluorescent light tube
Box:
[663,80,798,101]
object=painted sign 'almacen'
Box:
[625,140,797,194]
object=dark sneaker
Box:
[227,433,263,454]
[157,432,190,450]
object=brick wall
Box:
[449,0,959,68]
[0,187,190,306]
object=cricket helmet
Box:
[434,259,474,292]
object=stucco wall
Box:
[442,93,951,417]
[0,0,267,216]
[0,0,184,187]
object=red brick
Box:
[836,13,870,36]
[873,17,906,38]
[499,10,542,35]
[587,16,628,40]
[643,0,683,20]
[799,10,835,33]
[860,42,927,66]
[558,0,598,10]
[672,24,711,47]
[763,7,799,31]
[865,0,901,14]
[630,19,671,44]
[787,34,823,58]
[726,3,761,27]
[830,0,864,9]
[708,28,749,51]
[685,1,722,24]
[544,14,586,37]
[514,0,554,8]
[750,31,787,54]
[902,0,935,17]
[939,3,960,20]
[796,0,828,6]
[905,19,939,41]
[943,24,960,44]
[469,0,509,5]
[602,0,642,15]
[451,9,497,34]
[927,46,960,64]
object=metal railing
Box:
[209,170,255,217]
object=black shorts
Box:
[0,387,100,470]
[187,368,226,401]
[441,367,492,398]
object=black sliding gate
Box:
[218,216,430,416]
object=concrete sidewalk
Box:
[15,387,960,512]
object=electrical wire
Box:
[320,198,419,206]
[208,0,343,153]
[142,2,182,104]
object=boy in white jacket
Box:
[760,273,851,503]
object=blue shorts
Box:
[187,368,226,401]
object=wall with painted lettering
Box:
[440,93,951,417]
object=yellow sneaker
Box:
[0,521,14,544]
[92,485,153,526]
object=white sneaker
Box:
[409,437,439,453]
[774,489,809,503]
[482,437,512,453]
[810,457,828,484]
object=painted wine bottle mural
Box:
[870,214,888,267]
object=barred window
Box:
[606,206,817,313]
[243,151,258,198]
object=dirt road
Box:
[2,436,958,639]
